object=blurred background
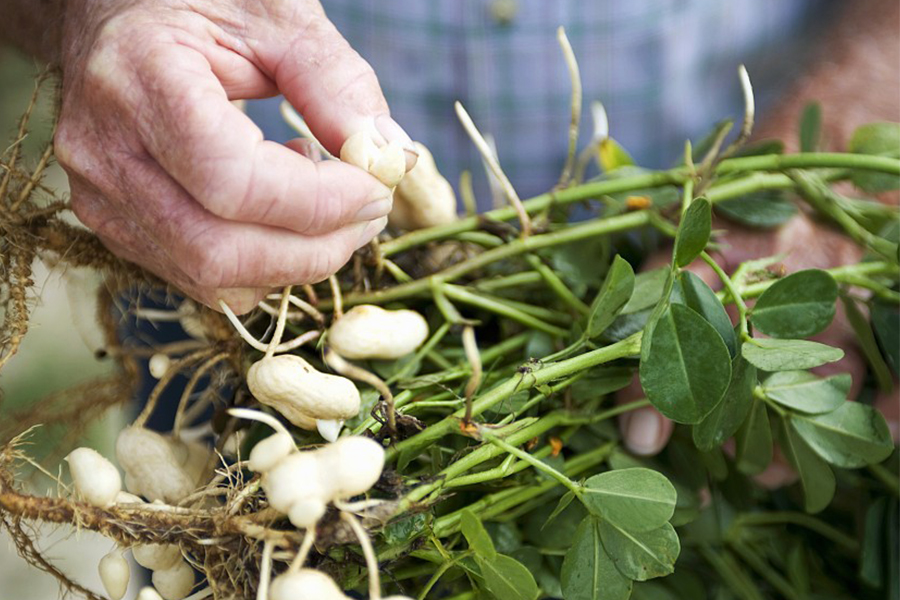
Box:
[0,48,144,599]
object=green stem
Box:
[736,261,899,301]
[702,251,750,337]
[475,271,544,293]
[443,284,569,336]
[715,152,900,176]
[480,429,582,496]
[728,541,804,600]
[699,547,767,600]
[385,333,642,463]
[731,512,859,552]
[525,254,590,315]
[869,463,900,497]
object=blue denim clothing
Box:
[248,0,826,204]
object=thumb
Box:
[260,8,417,165]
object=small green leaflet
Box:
[799,102,822,152]
[586,255,635,339]
[477,553,540,600]
[672,271,737,356]
[599,521,681,581]
[780,418,836,514]
[741,338,844,371]
[791,402,894,469]
[640,303,732,424]
[715,190,797,229]
[562,517,632,600]
[761,370,850,414]
[842,295,894,392]
[542,490,576,530]
[749,270,838,338]
[599,137,636,172]
[674,198,712,268]
[693,354,757,451]
[461,509,497,560]
[849,122,900,193]
[581,468,677,532]
[621,268,670,314]
[735,398,773,475]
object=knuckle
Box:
[180,230,237,289]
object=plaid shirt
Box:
[249,0,823,204]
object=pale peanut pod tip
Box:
[269,569,349,600]
[340,131,407,187]
[328,304,429,360]
[246,355,361,431]
[98,550,130,600]
[151,557,195,600]
[65,447,121,508]
[132,543,182,571]
[391,141,458,230]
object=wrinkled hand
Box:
[56,0,417,313]
[618,212,898,486]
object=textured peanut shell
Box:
[391,141,458,230]
[66,447,121,508]
[116,428,196,503]
[328,304,429,360]
[247,355,361,428]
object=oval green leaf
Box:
[581,468,677,532]
[477,553,539,600]
[693,354,757,451]
[461,509,497,560]
[562,518,632,600]
[762,371,850,414]
[599,521,681,582]
[673,271,737,356]
[749,270,838,338]
[735,398,773,476]
[674,198,712,268]
[640,303,732,424]
[741,338,844,371]
[792,402,894,468]
[715,190,797,229]
[587,255,635,339]
[849,122,900,192]
[781,418,835,514]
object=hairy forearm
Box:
[757,0,900,150]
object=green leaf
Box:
[849,122,900,192]
[622,268,670,314]
[562,518,632,600]
[761,370,850,414]
[476,553,539,600]
[672,271,737,356]
[586,255,635,338]
[799,102,822,152]
[581,468,677,532]
[860,497,888,587]
[734,398,773,475]
[599,137,636,172]
[715,190,798,229]
[461,509,497,560]
[674,198,712,268]
[543,490,576,530]
[792,402,894,468]
[693,354,757,451]
[549,236,608,296]
[741,338,844,371]
[843,294,895,391]
[781,418,836,513]
[599,521,681,582]
[749,270,838,338]
[872,299,900,376]
[640,303,732,424]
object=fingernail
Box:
[625,409,662,456]
[354,197,393,222]
[355,216,388,250]
[374,114,418,171]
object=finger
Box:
[616,376,674,456]
[258,11,417,168]
[135,45,393,234]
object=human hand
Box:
[54,0,417,313]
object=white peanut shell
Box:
[247,355,362,430]
[391,141,458,230]
[65,447,121,508]
[116,428,196,503]
[269,569,349,600]
[328,305,429,360]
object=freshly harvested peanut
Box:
[148,353,171,379]
[99,550,130,600]
[328,305,429,360]
[247,355,361,431]
[65,447,121,507]
[391,142,458,230]
[248,433,295,473]
[137,587,164,600]
[340,131,406,188]
[253,435,385,528]
[133,543,181,571]
[116,428,196,503]
[114,491,144,505]
[269,569,349,600]
[151,557,194,600]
